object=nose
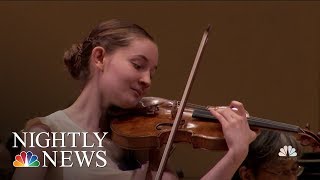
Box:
[139,71,151,89]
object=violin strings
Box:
[177,101,208,110]
[191,107,300,133]
[177,101,300,132]
[248,116,300,132]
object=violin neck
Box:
[192,109,302,133]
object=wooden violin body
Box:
[110,97,320,151]
[111,97,227,150]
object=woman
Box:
[13,19,257,180]
[234,129,303,180]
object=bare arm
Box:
[147,148,179,180]
[12,127,52,180]
[128,148,177,180]
[201,101,257,180]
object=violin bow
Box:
[155,25,212,180]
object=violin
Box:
[110,97,320,151]
[111,25,319,179]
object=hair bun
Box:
[63,43,83,80]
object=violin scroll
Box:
[297,124,320,152]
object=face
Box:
[99,38,158,108]
[240,159,301,180]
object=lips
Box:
[131,88,143,97]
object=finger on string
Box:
[208,108,228,126]
[216,108,237,123]
[230,101,247,117]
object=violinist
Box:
[13,19,257,180]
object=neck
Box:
[64,80,110,132]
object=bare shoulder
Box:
[24,117,51,132]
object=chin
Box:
[117,96,141,109]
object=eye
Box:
[131,62,142,70]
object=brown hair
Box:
[63,19,154,81]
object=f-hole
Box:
[156,120,186,130]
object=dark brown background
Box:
[0,1,319,179]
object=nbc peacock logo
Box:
[13,151,40,167]
[278,145,297,157]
